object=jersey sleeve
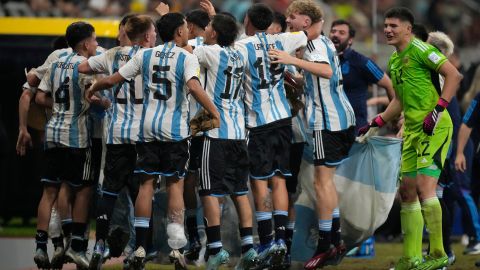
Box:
[184,53,201,82]
[463,93,480,128]
[419,44,448,72]
[118,50,142,80]
[87,52,110,73]
[360,57,384,84]
[279,31,308,54]
[193,46,208,67]
[38,66,53,93]
[304,40,329,63]
[34,51,62,80]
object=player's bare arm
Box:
[269,49,332,79]
[16,89,34,156]
[187,78,220,121]
[200,0,216,17]
[78,60,95,74]
[34,89,53,108]
[86,72,125,102]
[379,95,402,123]
[377,73,396,101]
[438,60,463,103]
[455,123,472,172]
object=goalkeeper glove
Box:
[358,115,386,136]
[423,98,449,136]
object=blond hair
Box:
[427,31,454,57]
[286,0,323,23]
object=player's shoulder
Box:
[411,38,435,54]
[50,48,73,61]
[96,46,107,54]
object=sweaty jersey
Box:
[88,45,144,144]
[194,44,247,140]
[38,52,94,148]
[119,41,200,142]
[236,31,308,128]
[388,38,451,132]
[303,35,355,131]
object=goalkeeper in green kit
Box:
[358,7,463,270]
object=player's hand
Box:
[85,87,95,103]
[200,0,216,17]
[16,129,32,156]
[423,98,449,136]
[455,153,467,172]
[190,109,220,136]
[101,97,111,109]
[155,2,169,16]
[269,49,295,65]
[358,114,386,136]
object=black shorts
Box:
[135,140,190,179]
[188,136,204,172]
[286,142,305,194]
[102,144,137,195]
[199,137,249,197]
[42,147,94,187]
[248,118,292,179]
[312,126,355,167]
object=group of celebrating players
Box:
[17,0,464,269]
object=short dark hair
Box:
[384,7,415,26]
[331,19,356,38]
[412,23,428,42]
[125,15,154,42]
[65,21,95,49]
[211,14,238,47]
[156,13,185,42]
[52,36,69,50]
[246,3,273,31]
[186,9,210,30]
[272,11,287,33]
[120,13,136,28]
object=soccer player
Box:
[34,21,99,269]
[78,14,157,269]
[192,13,257,270]
[86,13,219,270]
[234,3,311,268]
[271,1,356,268]
[328,19,395,132]
[358,7,462,270]
[186,9,210,47]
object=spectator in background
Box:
[328,19,395,133]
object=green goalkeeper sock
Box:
[422,197,446,257]
[401,201,423,259]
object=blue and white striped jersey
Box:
[119,42,200,142]
[188,37,205,125]
[38,52,94,148]
[303,36,355,131]
[235,31,308,128]
[194,44,247,140]
[88,45,144,144]
[285,65,307,143]
[188,36,204,48]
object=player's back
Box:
[303,35,355,131]
[89,45,144,144]
[235,31,307,128]
[120,42,200,142]
[194,44,247,140]
[40,52,93,148]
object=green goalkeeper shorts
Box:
[401,127,452,179]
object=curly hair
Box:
[286,0,323,24]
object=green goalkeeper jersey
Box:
[388,38,452,132]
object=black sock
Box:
[35,230,48,252]
[206,225,222,255]
[61,220,73,239]
[71,222,87,252]
[52,235,64,249]
[317,230,332,254]
[146,218,154,252]
[240,227,254,254]
[186,215,199,241]
[134,217,150,250]
[258,219,273,246]
[286,228,293,254]
[95,193,117,242]
[331,217,341,246]
[273,212,288,241]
